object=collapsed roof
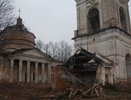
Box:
[65,47,114,73]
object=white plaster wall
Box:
[75,29,131,81]
[75,0,131,36]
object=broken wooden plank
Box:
[72,89,78,98]
[69,88,74,99]
[63,67,89,88]
[82,82,101,96]
[95,88,99,97]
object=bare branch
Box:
[41,40,74,62]
[0,0,14,30]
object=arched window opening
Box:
[120,7,127,31]
[125,53,131,80]
[88,8,100,33]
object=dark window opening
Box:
[88,8,100,33]
[38,63,42,83]
[25,73,27,83]
[33,73,35,82]
[22,61,27,83]
[14,59,19,82]
[30,62,35,83]
[120,7,127,31]
[105,74,109,83]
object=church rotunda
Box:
[0,17,61,84]
[0,17,36,51]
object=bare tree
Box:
[42,40,74,62]
[36,40,43,50]
[0,0,14,30]
[56,41,73,62]
[46,41,58,59]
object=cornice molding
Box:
[75,0,98,7]
[119,0,129,4]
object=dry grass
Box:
[0,81,130,100]
[102,81,131,100]
[0,82,53,100]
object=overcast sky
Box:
[14,0,131,44]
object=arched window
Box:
[88,8,100,33]
[125,53,131,80]
[120,7,127,31]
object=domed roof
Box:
[0,17,36,51]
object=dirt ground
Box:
[0,82,54,100]
[0,82,130,100]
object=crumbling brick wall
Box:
[51,65,71,90]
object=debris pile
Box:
[51,66,104,99]
[56,82,103,100]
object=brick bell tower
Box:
[73,0,131,83]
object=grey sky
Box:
[14,0,131,44]
[14,0,76,44]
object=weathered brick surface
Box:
[0,17,36,51]
[52,66,71,89]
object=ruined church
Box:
[0,16,60,83]
[0,0,131,86]
[69,0,131,84]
